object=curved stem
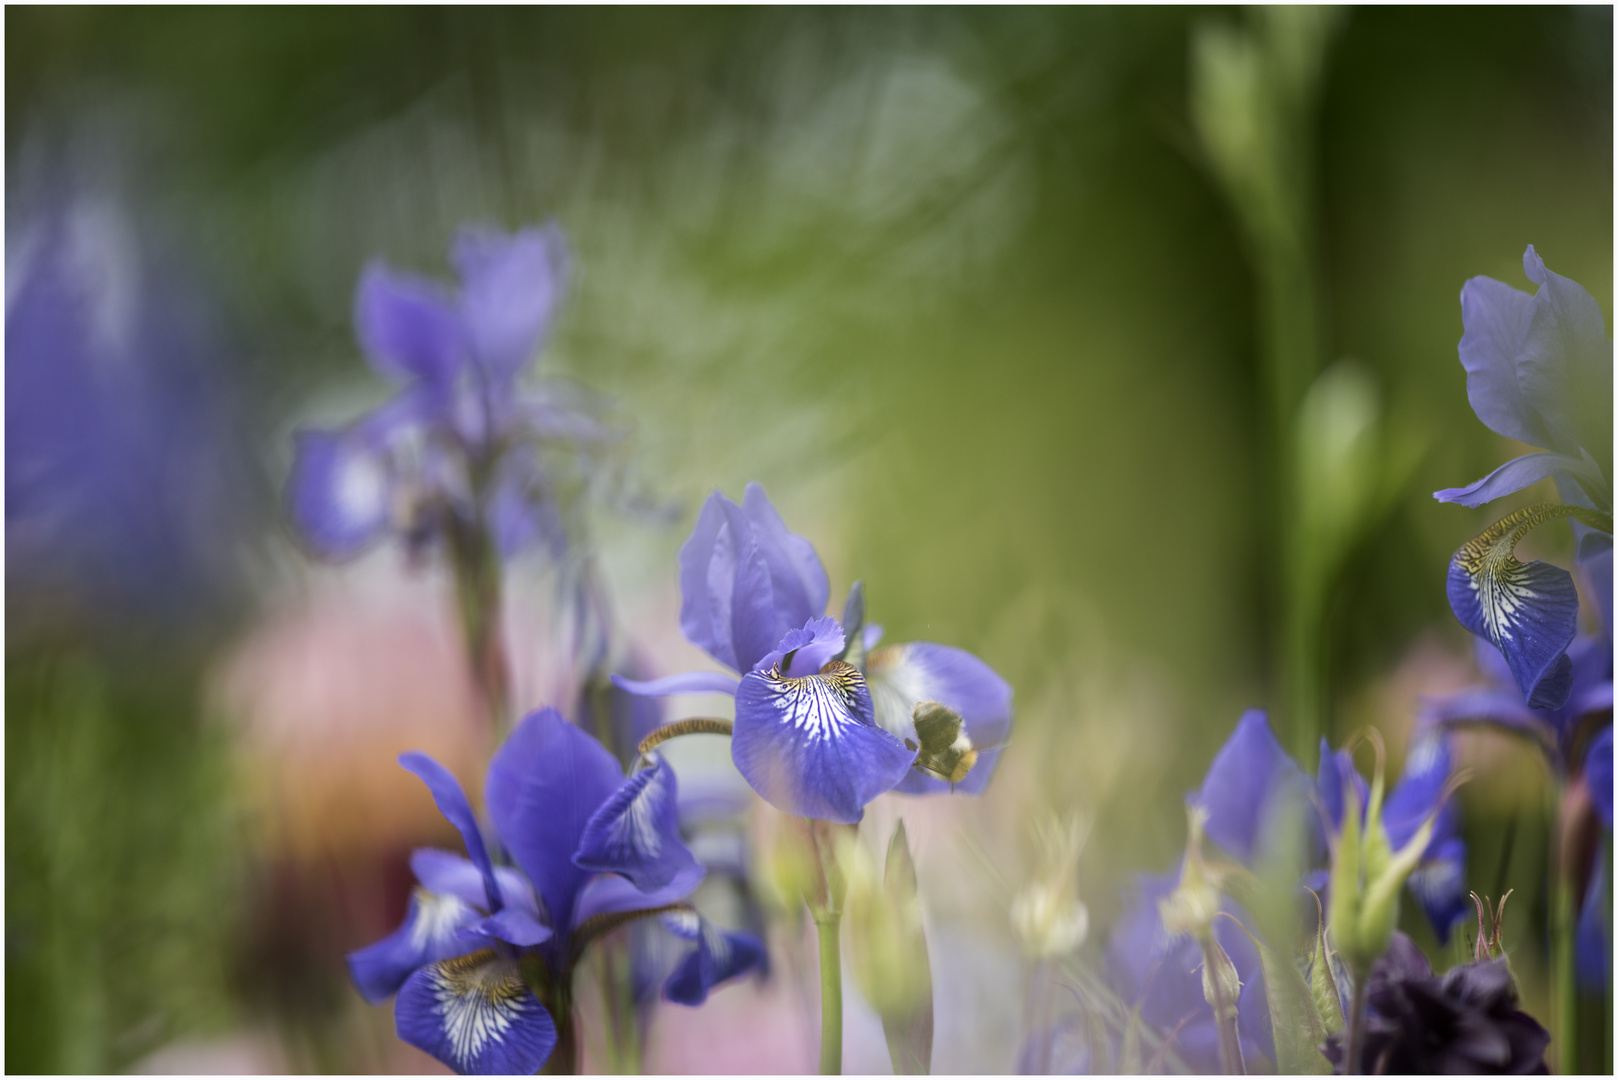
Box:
[636,717,734,761]
[1343,973,1369,1076]
[816,912,844,1075]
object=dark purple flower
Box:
[288,224,615,565]
[615,483,1012,822]
[1321,941,1549,1074]
[346,708,759,1074]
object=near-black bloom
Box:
[1322,934,1549,1075]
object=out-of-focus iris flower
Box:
[1435,247,1613,711]
[7,189,249,619]
[288,224,616,563]
[611,482,1011,823]
[347,709,761,1074]
[1427,630,1613,986]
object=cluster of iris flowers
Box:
[292,227,1609,1074]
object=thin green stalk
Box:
[1343,974,1369,1076]
[816,913,844,1075]
[1551,823,1578,1074]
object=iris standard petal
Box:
[715,494,802,673]
[1447,507,1582,711]
[1588,726,1613,829]
[400,753,503,913]
[1434,451,1605,508]
[452,224,569,385]
[1197,710,1312,865]
[354,261,465,391]
[570,863,707,927]
[348,889,483,1004]
[574,755,702,891]
[865,641,1014,797]
[740,482,830,629]
[677,490,777,672]
[287,428,391,559]
[660,909,767,1006]
[1457,274,1549,449]
[395,949,557,1075]
[1518,246,1613,459]
[463,907,553,949]
[756,616,846,678]
[483,708,623,935]
[611,670,741,698]
[731,661,916,823]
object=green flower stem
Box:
[816,911,844,1076]
[1343,973,1369,1076]
[450,516,509,741]
[1551,786,1579,1076]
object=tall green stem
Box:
[1343,973,1369,1076]
[816,913,844,1075]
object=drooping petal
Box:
[1457,274,1551,449]
[287,428,392,559]
[1196,710,1313,866]
[483,708,623,936]
[452,224,569,386]
[659,908,767,1006]
[866,642,1014,797]
[570,863,706,928]
[1447,507,1582,711]
[400,753,503,913]
[395,949,557,1075]
[1575,848,1610,990]
[1407,835,1469,944]
[1587,726,1613,829]
[756,616,846,678]
[463,907,553,949]
[677,490,777,672]
[573,755,702,892]
[353,261,465,391]
[611,670,741,698]
[740,482,830,629]
[731,661,916,823]
[1434,451,1604,508]
[347,889,483,1004]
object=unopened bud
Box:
[1011,811,1090,958]
[1159,803,1225,942]
[842,828,931,1019]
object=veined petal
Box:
[611,670,741,698]
[1457,274,1550,449]
[1519,246,1613,460]
[452,224,568,385]
[347,889,482,1004]
[354,261,465,390]
[396,950,556,1075]
[287,428,391,559]
[731,661,916,823]
[660,909,767,1006]
[570,863,706,928]
[1447,505,1582,710]
[484,708,623,936]
[866,641,1013,796]
[1434,451,1604,508]
[677,490,774,672]
[1406,835,1468,944]
[573,755,701,892]
[1197,710,1313,866]
[399,754,503,913]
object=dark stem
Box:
[1344,973,1369,1076]
[539,982,577,1076]
[450,512,509,741]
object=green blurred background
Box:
[7,6,1611,1073]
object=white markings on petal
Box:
[427,951,537,1069]
[866,644,928,741]
[408,889,477,951]
[334,445,388,528]
[763,661,867,743]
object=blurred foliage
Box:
[5,6,1610,1071]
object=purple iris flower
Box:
[1197,710,1469,941]
[288,224,616,564]
[1435,246,1613,711]
[346,708,761,1074]
[611,482,1012,823]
